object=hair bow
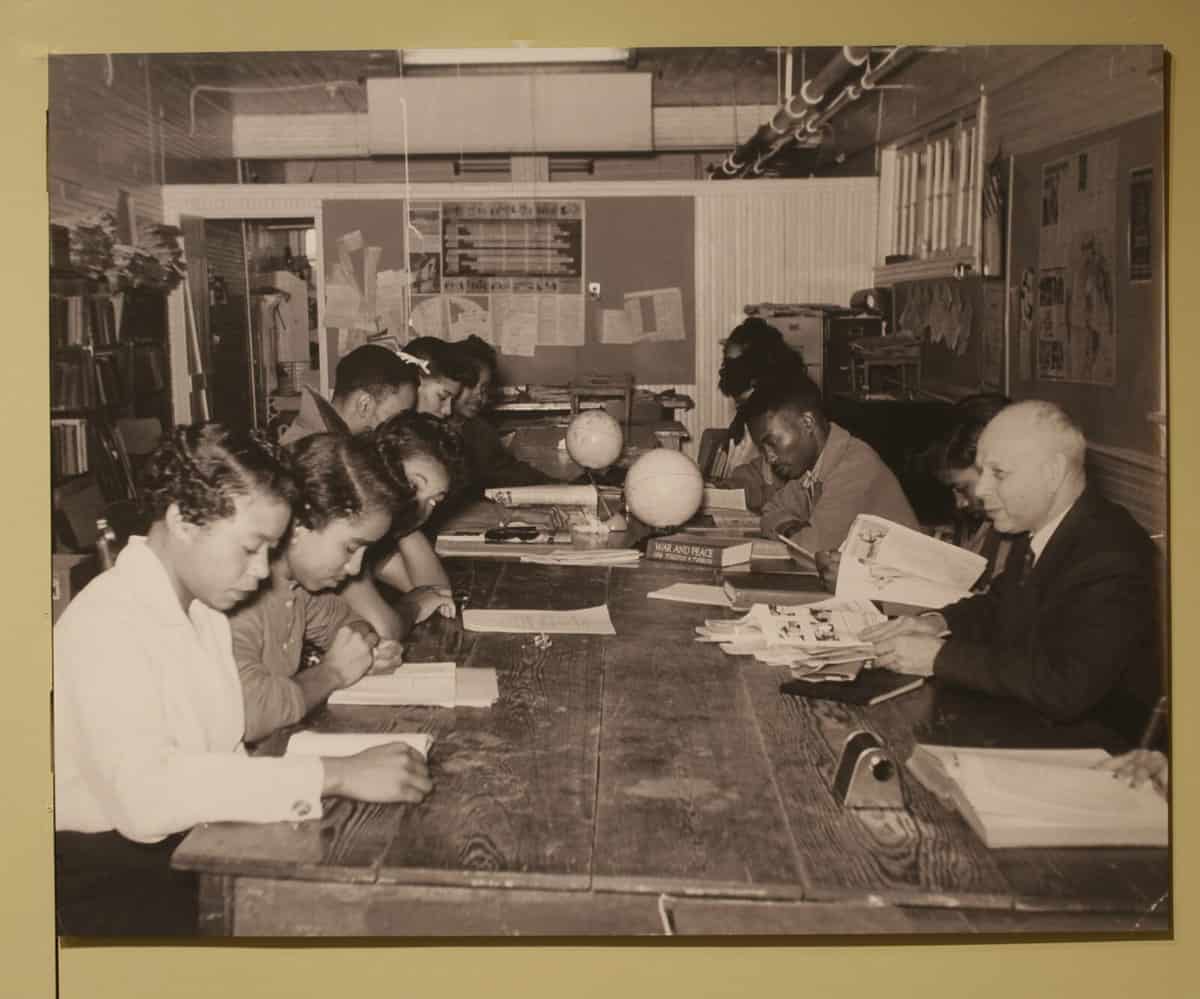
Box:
[397,350,431,374]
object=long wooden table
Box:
[172,558,1170,937]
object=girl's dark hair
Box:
[457,334,498,381]
[139,423,297,526]
[285,432,403,531]
[367,412,466,536]
[403,336,478,387]
[940,393,1012,471]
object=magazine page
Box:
[748,599,886,648]
[836,514,988,608]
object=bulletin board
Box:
[891,275,1004,396]
[320,195,695,386]
[1007,113,1163,453]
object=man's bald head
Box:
[974,400,1087,534]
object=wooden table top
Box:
[173,558,1169,920]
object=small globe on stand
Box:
[565,409,625,471]
[623,449,705,530]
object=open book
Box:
[835,514,987,609]
[906,746,1168,849]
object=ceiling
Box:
[151,46,1073,177]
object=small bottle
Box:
[94,518,118,571]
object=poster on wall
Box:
[1036,140,1118,384]
[1129,166,1153,283]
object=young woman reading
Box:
[53,424,432,936]
[228,431,422,743]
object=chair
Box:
[113,417,164,500]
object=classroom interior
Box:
[47,45,1170,937]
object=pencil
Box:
[1137,695,1168,750]
[774,532,816,564]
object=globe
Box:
[565,410,625,470]
[624,449,705,529]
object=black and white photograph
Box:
[48,44,1170,941]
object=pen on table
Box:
[774,531,816,564]
[1137,695,1168,751]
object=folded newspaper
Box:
[695,598,886,681]
[835,514,988,609]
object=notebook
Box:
[285,731,433,759]
[905,745,1169,849]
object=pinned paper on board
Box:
[623,287,686,342]
[600,308,636,345]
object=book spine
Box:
[644,539,722,567]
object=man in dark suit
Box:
[865,399,1162,742]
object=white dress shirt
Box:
[1029,504,1073,565]
[54,537,324,843]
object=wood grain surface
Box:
[174,556,1171,935]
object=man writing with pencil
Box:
[863,400,1164,743]
[744,380,919,577]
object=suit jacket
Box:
[935,486,1162,742]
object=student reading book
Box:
[53,425,432,937]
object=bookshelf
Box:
[50,243,172,549]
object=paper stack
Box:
[836,514,987,609]
[327,662,499,708]
[694,599,887,682]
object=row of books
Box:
[51,344,167,413]
[50,418,89,478]
[51,294,118,349]
[51,356,96,411]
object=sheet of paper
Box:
[537,295,586,347]
[648,583,733,607]
[339,230,364,253]
[324,282,362,329]
[455,667,500,708]
[486,484,598,508]
[285,731,432,758]
[463,604,616,635]
[623,286,686,342]
[839,514,987,591]
[495,295,540,356]
[446,295,491,342]
[600,307,636,345]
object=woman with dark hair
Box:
[440,335,552,511]
[402,336,476,419]
[932,393,1014,589]
[53,424,432,936]
[228,432,415,743]
[339,411,466,640]
[713,317,817,510]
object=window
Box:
[876,95,989,282]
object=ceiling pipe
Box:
[710,45,868,179]
[711,45,920,179]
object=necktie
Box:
[1017,544,1035,586]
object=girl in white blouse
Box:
[53,424,432,936]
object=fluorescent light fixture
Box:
[400,47,631,67]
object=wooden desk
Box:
[173,560,1169,937]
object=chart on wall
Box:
[1036,139,1118,384]
[409,199,586,356]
